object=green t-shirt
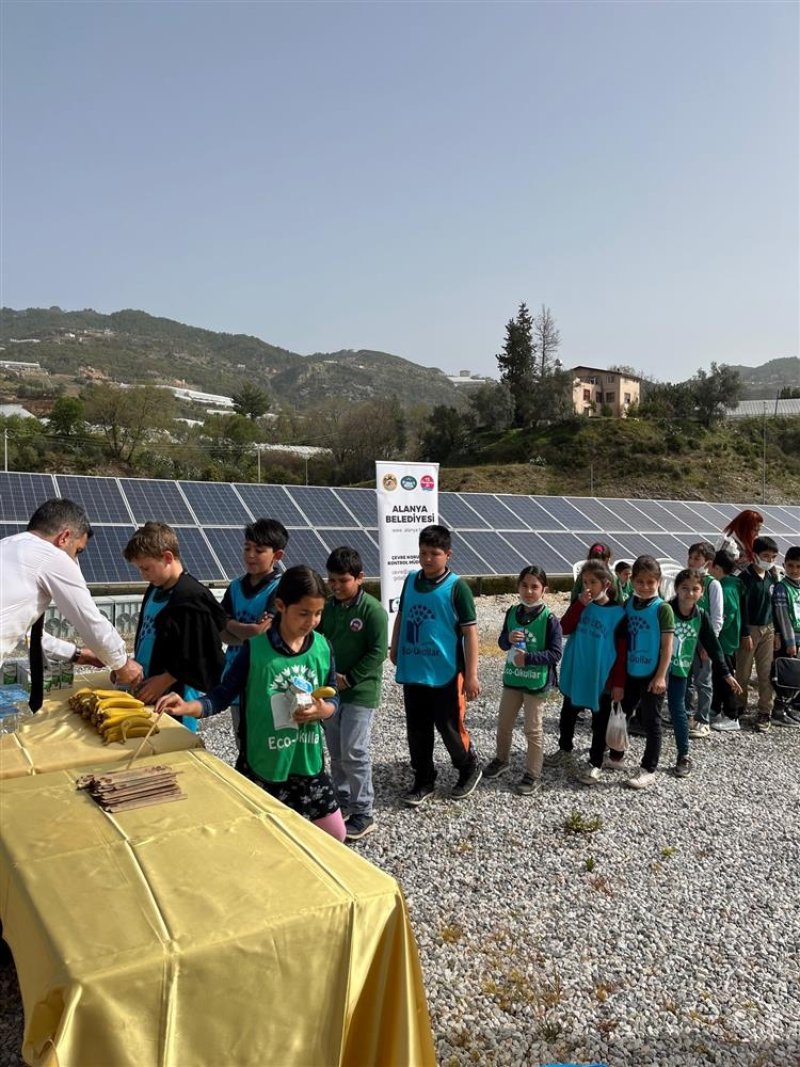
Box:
[319,590,388,708]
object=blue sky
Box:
[2,1,797,381]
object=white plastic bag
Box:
[605,701,629,752]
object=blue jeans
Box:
[685,652,713,723]
[323,703,375,817]
[667,673,690,759]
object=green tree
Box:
[48,396,84,437]
[691,363,742,427]
[496,303,535,426]
[418,406,475,464]
[308,398,406,483]
[778,386,800,400]
[469,382,514,431]
[232,383,271,420]
[203,413,259,468]
[83,384,176,463]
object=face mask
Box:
[520,597,539,608]
[755,557,774,570]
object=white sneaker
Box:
[602,755,626,771]
[711,716,740,733]
[710,713,723,725]
[578,764,602,786]
[626,769,656,790]
[689,723,711,739]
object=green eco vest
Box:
[245,630,330,782]
[718,575,742,655]
[502,605,551,693]
[699,573,713,614]
[670,610,702,677]
[779,578,800,635]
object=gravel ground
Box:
[2,591,799,1066]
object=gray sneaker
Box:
[543,749,573,768]
[515,772,541,796]
[675,756,693,778]
[483,757,510,780]
[452,765,483,800]
[345,814,376,841]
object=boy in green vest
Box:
[708,551,747,731]
[320,546,388,840]
[771,545,800,726]
[684,541,723,734]
[667,568,741,773]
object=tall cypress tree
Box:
[496,302,535,426]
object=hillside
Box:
[727,357,799,400]
[0,307,467,412]
[440,416,800,505]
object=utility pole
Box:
[3,429,7,473]
[762,403,767,504]
[257,447,261,484]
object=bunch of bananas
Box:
[69,688,160,745]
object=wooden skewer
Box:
[125,709,164,769]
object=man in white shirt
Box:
[0,498,143,690]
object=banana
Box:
[312,686,337,699]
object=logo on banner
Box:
[400,475,417,490]
[382,473,398,491]
[420,475,435,491]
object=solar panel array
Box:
[0,472,797,585]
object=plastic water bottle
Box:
[506,638,526,665]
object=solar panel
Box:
[536,531,596,566]
[204,527,247,580]
[458,494,529,530]
[460,531,528,574]
[450,532,495,575]
[79,526,137,584]
[601,499,666,532]
[533,497,601,531]
[653,500,713,533]
[285,487,358,528]
[774,505,799,529]
[119,478,195,525]
[502,496,567,531]
[313,528,381,577]
[623,533,687,561]
[564,497,633,532]
[0,472,58,521]
[746,505,796,536]
[437,493,491,530]
[333,488,378,527]
[502,532,577,574]
[171,528,226,581]
[0,523,26,540]
[680,501,734,528]
[234,483,308,528]
[280,528,330,572]
[54,476,132,523]
[599,534,642,562]
[632,500,696,533]
[179,481,252,526]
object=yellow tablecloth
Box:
[0,673,201,779]
[0,748,436,1067]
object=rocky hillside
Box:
[0,307,466,412]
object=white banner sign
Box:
[375,461,439,616]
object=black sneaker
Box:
[787,707,800,725]
[452,764,483,800]
[755,714,771,733]
[675,756,693,778]
[345,814,376,840]
[403,783,435,808]
[482,757,510,780]
[772,708,799,727]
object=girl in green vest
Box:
[667,568,741,776]
[482,566,563,796]
[157,566,346,842]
